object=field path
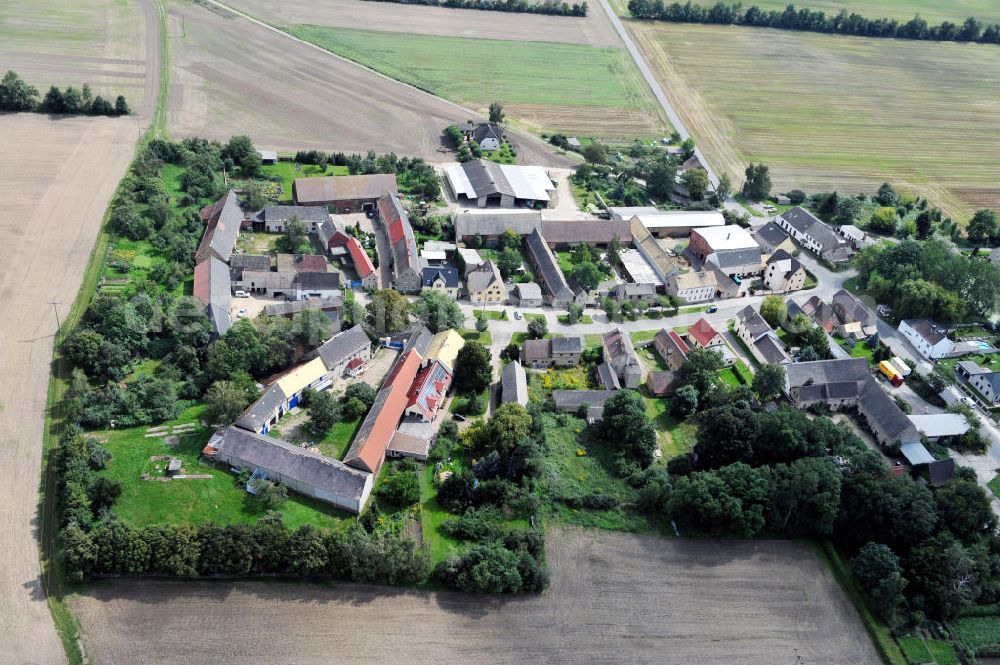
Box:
[597,0,720,187]
[70,529,879,664]
[0,114,140,665]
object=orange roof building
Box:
[687,317,723,349]
[344,348,422,475]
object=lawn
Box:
[95,407,353,531]
[629,329,661,344]
[314,415,361,460]
[483,310,508,321]
[897,636,959,665]
[261,161,348,203]
[628,21,1000,219]
[644,396,698,459]
[284,25,669,137]
[540,411,663,533]
[419,465,463,565]
[558,314,594,325]
[839,338,878,364]
[951,614,1000,657]
[459,328,492,346]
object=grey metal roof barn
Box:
[525,229,572,305]
[293,174,398,206]
[501,360,528,406]
[196,190,243,263]
[261,205,329,226]
[317,325,371,371]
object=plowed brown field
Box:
[71,529,878,665]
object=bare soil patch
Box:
[166,0,569,166]
[226,0,619,47]
[0,113,140,665]
[71,528,878,664]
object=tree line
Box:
[0,70,129,116]
[627,1,1000,45]
[361,0,587,17]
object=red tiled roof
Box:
[346,236,375,277]
[388,219,406,245]
[193,260,211,305]
[347,357,365,370]
[297,254,329,272]
[687,317,719,347]
[329,230,351,248]
[668,330,690,354]
[346,349,422,474]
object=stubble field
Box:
[70,529,878,665]
[227,0,620,47]
[165,0,571,165]
[629,22,1000,219]
[0,113,141,665]
[0,0,152,116]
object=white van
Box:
[234,290,249,298]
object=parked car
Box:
[234,290,249,298]
[237,308,248,318]
[452,413,467,422]
[707,305,718,313]
[513,311,522,320]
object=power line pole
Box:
[50,301,62,334]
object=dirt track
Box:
[71,529,878,664]
[167,0,571,167]
[226,0,619,47]
[0,113,140,665]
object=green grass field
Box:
[284,25,668,138]
[951,614,1000,656]
[96,407,354,531]
[630,22,1000,220]
[731,0,1000,25]
[897,636,959,665]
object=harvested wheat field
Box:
[629,22,1000,220]
[0,113,140,665]
[0,0,154,116]
[166,0,570,165]
[226,0,619,47]
[71,529,878,665]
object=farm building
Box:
[667,269,718,303]
[653,328,690,371]
[525,229,576,308]
[276,253,329,273]
[646,371,682,397]
[193,255,232,337]
[377,193,422,293]
[344,348,423,475]
[206,428,373,514]
[512,282,542,307]
[784,358,869,409]
[454,210,541,246]
[751,221,794,256]
[689,226,762,278]
[445,159,555,208]
[630,218,681,282]
[686,317,724,349]
[799,295,837,333]
[619,248,662,287]
[630,210,725,238]
[908,414,970,440]
[470,122,503,150]
[236,270,341,300]
[458,247,485,274]
[257,149,278,165]
[551,389,616,423]
[775,207,854,264]
[234,357,336,434]
[501,360,528,407]
[539,220,632,249]
[316,325,371,377]
[229,254,271,282]
[251,205,329,233]
[339,233,379,290]
[404,360,452,422]
[522,336,585,369]
[264,296,343,327]
[466,260,505,304]
[611,282,657,302]
[424,329,465,373]
[196,190,243,264]
[292,174,398,213]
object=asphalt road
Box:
[597,0,720,188]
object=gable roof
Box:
[597,361,621,389]
[754,331,791,364]
[264,296,342,317]
[501,361,528,406]
[213,427,370,503]
[736,305,772,337]
[766,249,802,276]
[406,360,452,420]
[552,389,617,410]
[345,348,422,474]
[601,328,639,366]
[454,210,542,239]
[422,266,460,288]
[785,358,869,390]
[514,282,542,300]
[293,271,341,290]
[693,225,759,252]
[378,193,421,277]
[687,318,721,347]
[471,122,503,144]
[540,220,633,245]
[317,325,370,371]
[466,260,503,294]
[425,329,465,372]
[345,236,375,278]
[293,174,398,205]
[859,377,919,443]
[276,253,329,273]
[753,221,790,249]
[196,190,243,263]
[525,229,571,301]
[552,336,585,355]
[647,370,681,396]
[779,206,822,234]
[631,218,680,279]
[832,289,874,326]
[902,319,948,345]
[193,256,232,337]
[261,205,328,225]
